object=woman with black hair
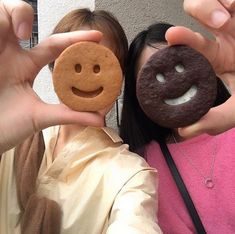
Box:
[120,22,235,234]
[121,22,230,153]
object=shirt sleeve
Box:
[106,169,162,234]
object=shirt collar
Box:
[101,127,123,143]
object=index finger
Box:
[183,0,231,28]
[2,0,34,40]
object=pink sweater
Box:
[146,128,235,234]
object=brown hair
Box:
[49,8,128,72]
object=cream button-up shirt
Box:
[0,126,162,234]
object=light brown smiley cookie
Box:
[52,41,123,112]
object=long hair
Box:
[120,22,231,157]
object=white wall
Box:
[33,0,95,104]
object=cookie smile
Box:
[72,87,103,98]
[164,85,197,105]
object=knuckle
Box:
[183,1,201,16]
[19,1,34,16]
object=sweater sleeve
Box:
[106,169,162,234]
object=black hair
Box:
[120,22,231,157]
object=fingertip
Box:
[165,27,174,44]
[178,123,203,139]
[9,1,34,40]
[165,26,178,42]
[210,9,230,28]
[84,30,103,44]
[165,26,196,46]
[90,30,103,39]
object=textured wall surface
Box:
[95,0,209,43]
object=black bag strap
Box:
[159,141,207,234]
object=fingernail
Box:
[17,22,31,40]
[210,10,230,28]
[224,0,234,7]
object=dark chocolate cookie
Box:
[136,45,217,128]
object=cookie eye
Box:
[93,64,100,73]
[75,64,82,73]
[175,64,185,73]
[156,73,165,83]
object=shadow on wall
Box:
[95,0,210,43]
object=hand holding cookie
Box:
[163,0,235,138]
[0,0,103,154]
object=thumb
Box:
[29,30,102,74]
[34,103,105,131]
[178,96,235,138]
[165,26,217,65]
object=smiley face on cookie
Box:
[136,45,217,128]
[53,41,122,112]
